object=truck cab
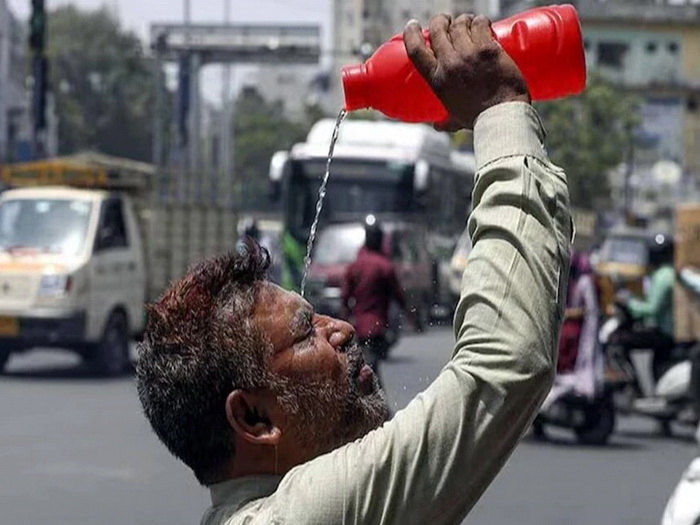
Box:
[0,179,146,375]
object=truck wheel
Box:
[0,348,11,374]
[575,402,615,445]
[89,312,130,377]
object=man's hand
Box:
[404,14,530,130]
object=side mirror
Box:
[414,160,430,193]
[269,151,289,203]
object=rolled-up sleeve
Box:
[265,102,572,525]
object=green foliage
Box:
[536,72,642,210]
[232,88,309,210]
[47,6,155,161]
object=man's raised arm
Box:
[270,15,572,525]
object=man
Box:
[342,219,408,385]
[136,14,572,525]
[678,267,700,423]
[614,234,676,380]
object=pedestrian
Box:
[677,266,700,424]
[543,251,603,410]
[135,14,571,525]
[613,234,676,380]
[341,219,409,389]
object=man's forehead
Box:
[257,282,311,320]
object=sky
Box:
[7,0,333,103]
[8,0,331,39]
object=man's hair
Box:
[136,241,271,486]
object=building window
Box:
[598,42,628,68]
[646,41,657,53]
[583,39,590,51]
[668,42,679,54]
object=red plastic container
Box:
[342,4,587,123]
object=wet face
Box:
[253,283,389,461]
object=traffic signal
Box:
[29,0,47,53]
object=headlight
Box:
[323,287,342,299]
[38,274,72,297]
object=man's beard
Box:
[274,343,389,460]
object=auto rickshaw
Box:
[594,227,650,315]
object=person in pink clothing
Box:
[342,220,409,387]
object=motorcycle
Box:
[660,423,700,525]
[534,319,615,445]
[602,302,697,435]
[533,387,616,445]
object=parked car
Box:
[304,220,434,335]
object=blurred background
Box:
[1,0,700,524]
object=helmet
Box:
[364,215,384,252]
[648,233,674,266]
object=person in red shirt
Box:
[342,220,411,388]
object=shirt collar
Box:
[209,475,282,509]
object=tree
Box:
[47,6,155,161]
[232,87,309,210]
[536,72,642,210]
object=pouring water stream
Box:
[300,109,347,297]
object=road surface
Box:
[1,327,697,525]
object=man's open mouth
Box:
[345,343,365,379]
[345,343,376,394]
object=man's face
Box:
[253,283,389,461]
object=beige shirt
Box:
[201,102,573,525]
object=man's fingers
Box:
[470,15,494,47]
[404,19,437,81]
[449,14,475,53]
[428,14,455,59]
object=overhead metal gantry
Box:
[149,23,321,206]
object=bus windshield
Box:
[287,159,415,241]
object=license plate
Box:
[0,317,19,336]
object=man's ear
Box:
[225,390,282,446]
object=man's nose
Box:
[319,315,355,348]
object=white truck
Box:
[0,153,237,375]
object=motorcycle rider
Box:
[678,266,700,424]
[341,218,412,389]
[612,234,676,381]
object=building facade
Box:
[254,65,327,121]
[0,0,27,164]
[499,0,700,205]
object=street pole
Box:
[623,129,635,224]
[152,52,163,171]
[181,0,191,202]
[220,0,234,210]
